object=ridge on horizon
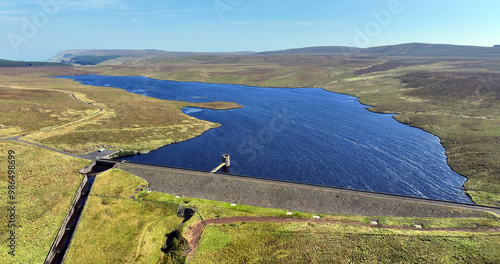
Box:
[257,42,500,56]
[46,42,500,62]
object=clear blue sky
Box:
[1,0,499,61]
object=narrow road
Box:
[0,89,114,160]
[2,91,104,140]
[0,136,115,160]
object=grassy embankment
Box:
[0,67,241,153]
[64,169,294,263]
[193,221,500,263]
[66,169,500,264]
[0,142,90,263]
[89,55,500,206]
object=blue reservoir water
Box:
[60,75,472,203]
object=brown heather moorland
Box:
[0,67,241,153]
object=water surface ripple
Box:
[60,75,472,203]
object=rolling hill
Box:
[46,43,500,66]
[47,49,255,65]
[259,43,500,57]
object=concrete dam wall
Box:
[116,162,500,218]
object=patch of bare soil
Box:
[184,221,206,262]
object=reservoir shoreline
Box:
[59,75,473,203]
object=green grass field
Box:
[193,222,500,264]
[64,169,181,263]
[0,142,89,263]
[64,169,294,263]
[63,169,500,264]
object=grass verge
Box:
[193,222,500,264]
[0,142,89,263]
[64,169,187,263]
[65,169,500,263]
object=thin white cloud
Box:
[0,0,41,10]
[0,1,58,25]
[0,10,31,15]
[118,8,199,18]
[59,0,124,10]
[183,26,217,30]
[226,21,256,25]
[225,21,342,28]
[266,21,343,27]
[0,7,35,26]
[0,17,22,26]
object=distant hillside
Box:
[0,59,68,67]
[48,43,500,65]
[258,46,361,55]
[259,43,500,57]
[47,49,256,64]
[362,43,500,56]
[69,55,123,65]
[48,49,181,63]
